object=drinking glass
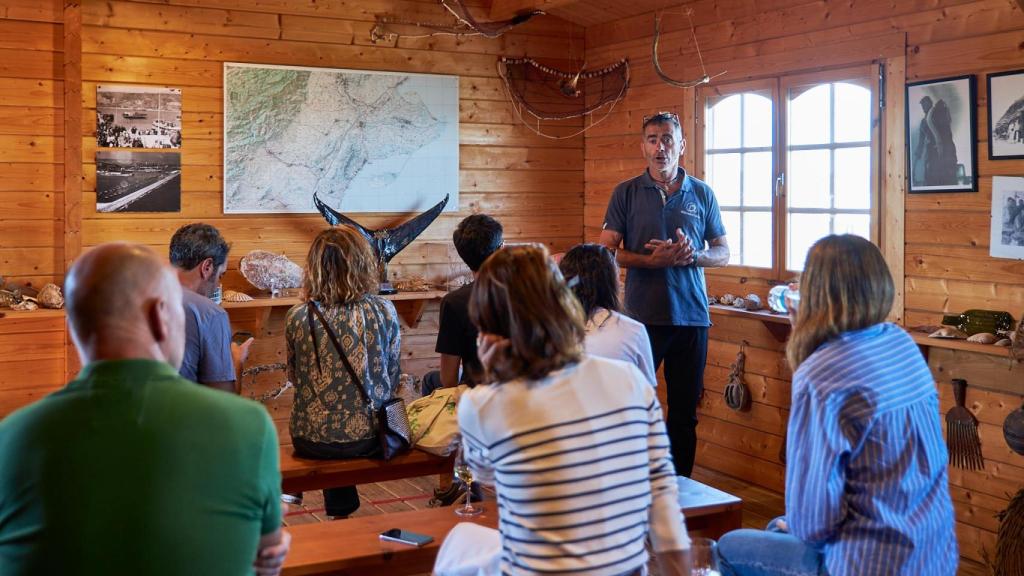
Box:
[453,441,483,517]
[690,537,720,576]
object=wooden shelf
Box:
[709,304,792,342]
[909,332,1013,359]
[0,308,66,321]
[222,290,447,330]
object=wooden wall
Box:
[0,0,586,444]
[582,0,1024,563]
[0,1,67,415]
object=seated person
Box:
[169,223,252,393]
[0,243,288,575]
[423,214,503,394]
[717,235,957,576]
[284,226,402,517]
[559,243,656,386]
[434,245,690,576]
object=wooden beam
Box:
[489,0,577,21]
[63,0,82,380]
[882,54,906,326]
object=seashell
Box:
[36,283,63,309]
[995,338,1012,347]
[929,327,966,339]
[720,293,737,306]
[11,299,38,311]
[732,297,746,308]
[744,294,762,311]
[221,290,254,302]
[707,295,719,306]
[0,289,20,308]
[240,250,304,292]
[967,332,998,344]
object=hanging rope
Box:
[652,9,726,89]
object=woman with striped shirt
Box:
[434,245,690,576]
[717,235,957,575]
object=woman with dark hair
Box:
[717,235,956,576]
[434,245,690,576]
[559,243,656,386]
[283,225,402,518]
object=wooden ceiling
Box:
[489,0,691,28]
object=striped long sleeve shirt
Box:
[786,323,958,576]
[458,356,689,576]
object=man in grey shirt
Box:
[170,223,252,393]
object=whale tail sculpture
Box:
[314,192,449,294]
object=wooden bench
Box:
[280,448,453,493]
[282,477,743,575]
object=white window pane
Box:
[789,84,831,145]
[788,149,830,208]
[834,82,871,143]
[708,94,741,150]
[834,213,871,240]
[707,153,741,206]
[721,210,741,264]
[743,151,773,207]
[834,147,871,210]
[743,93,773,148]
[788,213,830,270]
[743,212,772,268]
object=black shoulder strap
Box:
[306,302,372,407]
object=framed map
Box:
[223,63,458,213]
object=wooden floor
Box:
[283,466,990,576]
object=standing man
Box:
[0,243,288,575]
[170,223,251,393]
[599,111,729,477]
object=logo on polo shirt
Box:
[683,202,699,216]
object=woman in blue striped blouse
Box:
[434,245,690,576]
[717,235,957,576]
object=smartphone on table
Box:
[379,528,434,547]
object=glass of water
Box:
[690,537,720,576]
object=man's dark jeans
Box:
[645,325,708,477]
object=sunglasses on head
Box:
[642,111,680,124]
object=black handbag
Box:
[307,302,412,460]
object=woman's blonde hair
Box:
[469,244,585,382]
[303,225,378,306]
[786,234,894,370]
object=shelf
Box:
[222,290,447,330]
[909,331,1014,359]
[709,304,792,342]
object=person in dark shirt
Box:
[423,214,503,394]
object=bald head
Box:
[66,243,185,368]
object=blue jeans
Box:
[718,519,827,576]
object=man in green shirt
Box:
[0,243,289,575]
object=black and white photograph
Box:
[991,176,1024,259]
[906,75,977,193]
[96,85,181,149]
[96,151,181,213]
[987,69,1024,160]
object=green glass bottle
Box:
[941,310,1014,336]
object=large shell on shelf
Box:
[743,294,762,311]
[36,283,64,309]
[0,289,20,308]
[11,299,37,311]
[240,251,304,292]
[967,332,998,344]
[222,290,254,302]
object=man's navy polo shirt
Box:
[603,168,726,327]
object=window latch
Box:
[775,172,785,198]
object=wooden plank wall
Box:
[582,0,1024,564]
[0,1,67,409]
[78,0,585,442]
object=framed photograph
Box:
[906,75,977,193]
[95,151,181,213]
[987,69,1024,160]
[991,176,1024,259]
[96,85,181,149]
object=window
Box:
[698,66,880,278]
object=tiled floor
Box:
[284,467,990,575]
